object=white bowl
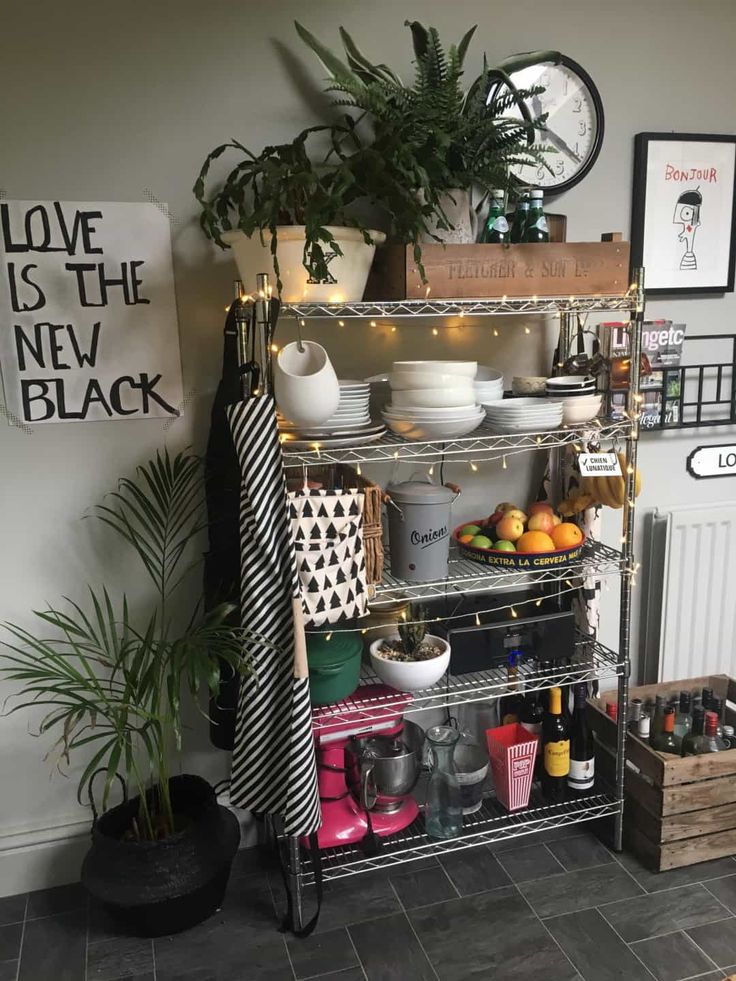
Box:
[392,361,477,379]
[383,404,480,419]
[391,387,476,409]
[382,413,484,440]
[561,395,603,425]
[512,376,548,396]
[389,370,474,391]
[475,366,504,382]
[370,635,451,691]
[482,397,558,411]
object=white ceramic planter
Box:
[369,634,451,692]
[273,340,340,427]
[221,225,385,303]
[418,189,477,244]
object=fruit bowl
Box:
[452,521,586,569]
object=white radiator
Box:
[646,504,736,681]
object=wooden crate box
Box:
[364,240,630,301]
[588,675,736,872]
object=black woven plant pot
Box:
[81,774,240,937]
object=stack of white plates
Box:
[319,379,371,428]
[546,375,597,398]
[475,366,505,403]
[483,397,564,433]
[382,361,484,440]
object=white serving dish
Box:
[561,395,603,424]
[389,370,476,391]
[546,375,596,388]
[391,387,476,409]
[392,361,478,379]
[383,404,480,419]
[482,397,559,412]
[369,635,451,692]
[381,412,485,440]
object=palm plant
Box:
[296,20,558,223]
[0,450,261,841]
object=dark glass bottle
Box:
[700,711,724,754]
[651,695,666,739]
[681,707,706,756]
[480,190,510,243]
[522,189,549,243]
[510,194,530,243]
[650,706,678,754]
[673,691,692,750]
[542,686,570,802]
[702,687,714,710]
[568,683,595,795]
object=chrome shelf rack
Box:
[372,538,623,605]
[311,634,625,735]
[281,418,633,468]
[275,278,644,931]
[299,791,621,884]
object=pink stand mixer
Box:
[310,685,424,850]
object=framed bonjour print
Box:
[631,133,736,295]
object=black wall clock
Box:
[491,54,605,196]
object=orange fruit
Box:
[516,530,555,553]
[459,533,475,544]
[552,521,583,548]
[528,502,554,517]
[551,522,584,549]
[496,515,525,542]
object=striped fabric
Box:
[227,396,321,836]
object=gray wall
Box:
[2,0,736,892]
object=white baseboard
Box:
[0,805,258,898]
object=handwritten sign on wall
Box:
[0,201,183,425]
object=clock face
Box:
[491,56,604,195]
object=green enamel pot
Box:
[307,630,363,706]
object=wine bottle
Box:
[568,683,595,795]
[700,711,725,754]
[520,691,544,747]
[628,698,643,733]
[701,686,714,711]
[650,706,678,754]
[681,706,705,756]
[542,686,570,802]
[673,691,692,749]
[651,695,665,739]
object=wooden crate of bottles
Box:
[363,239,630,301]
[588,675,736,872]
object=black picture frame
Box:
[631,133,736,296]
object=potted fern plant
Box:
[194,124,385,301]
[0,450,262,937]
[369,603,450,692]
[296,20,558,245]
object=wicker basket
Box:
[286,464,384,585]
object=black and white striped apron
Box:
[227,395,320,836]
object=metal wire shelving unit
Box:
[276,282,645,929]
[311,633,625,735]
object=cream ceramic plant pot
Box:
[418,189,478,244]
[221,226,386,303]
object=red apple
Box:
[528,511,555,535]
[528,502,554,517]
[487,509,504,525]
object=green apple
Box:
[494,540,516,552]
[460,524,482,537]
[470,534,492,549]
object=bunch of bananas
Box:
[558,453,642,515]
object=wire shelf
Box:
[368,539,623,606]
[282,295,637,320]
[311,635,623,733]
[281,418,632,467]
[297,790,621,883]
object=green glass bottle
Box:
[480,189,510,243]
[510,193,530,244]
[523,189,549,243]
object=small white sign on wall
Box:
[687,444,736,479]
[578,452,622,478]
[0,200,183,425]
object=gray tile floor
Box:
[3,828,736,980]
